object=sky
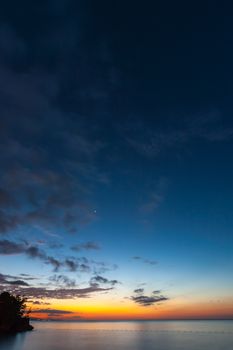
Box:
[0,0,233,320]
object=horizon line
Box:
[31,318,233,322]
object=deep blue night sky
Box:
[0,0,233,319]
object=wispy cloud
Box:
[132,256,157,266]
[30,308,82,320]
[31,308,74,315]
[139,177,169,215]
[71,241,101,252]
[0,6,117,238]
[125,114,233,158]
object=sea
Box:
[0,320,233,350]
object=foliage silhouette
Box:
[0,292,33,333]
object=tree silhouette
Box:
[0,292,33,332]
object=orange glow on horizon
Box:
[29,298,233,321]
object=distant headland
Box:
[0,292,33,333]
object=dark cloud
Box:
[65,259,79,272]
[49,242,63,249]
[134,288,144,294]
[0,240,25,254]
[19,274,38,281]
[0,240,64,273]
[140,192,164,214]
[92,261,118,274]
[31,307,82,319]
[49,275,76,288]
[26,246,45,259]
[0,127,104,237]
[31,309,74,315]
[0,273,29,286]
[0,239,118,277]
[0,210,21,235]
[46,257,63,272]
[152,290,161,295]
[31,301,51,305]
[139,178,169,215]
[5,280,29,286]
[132,256,157,266]
[131,295,168,306]
[125,116,233,158]
[0,189,17,208]
[0,239,93,273]
[130,288,168,306]
[90,275,119,286]
[0,240,66,272]
[131,289,168,306]
[71,241,100,252]
[63,257,91,273]
[79,263,91,273]
[0,1,114,237]
[0,284,113,300]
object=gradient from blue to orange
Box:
[0,0,233,320]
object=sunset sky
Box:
[0,0,233,320]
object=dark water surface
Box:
[0,320,232,350]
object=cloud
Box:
[134,288,144,294]
[64,259,79,272]
[139,177,169,215]
[0,240,117,278]
[71,241,101,252]
[92,261,118,274]
[0,285,113,300]
[31,301,51,305]
[0,132,104,236]
[0,240,71,273]
[131,289,168,306]
[5,280,29,286]
[49,242,63,249]
[0,5,115,237]
[26,246,46,260]
[152,290,161,294]
[0,239,65,272]
[0,210,21,235]
[49,275,76,288]
[125,115,233,158]
[140,192,164,214]
[0,240,25,254]
[30,307,82,320]
[46,257,63,272]
[0,239,93,273]
[132,256,157,265]
[20,273,37,279]
[90,275,119,286]
[0,273,30,286]
[31,308,74,315]
[131,295,168,306]
[0,240,50,262]
[0,189,17,208]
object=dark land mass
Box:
[0,292,33,333]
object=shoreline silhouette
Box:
[0,292,33,333]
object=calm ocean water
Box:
[0,320,233,350]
